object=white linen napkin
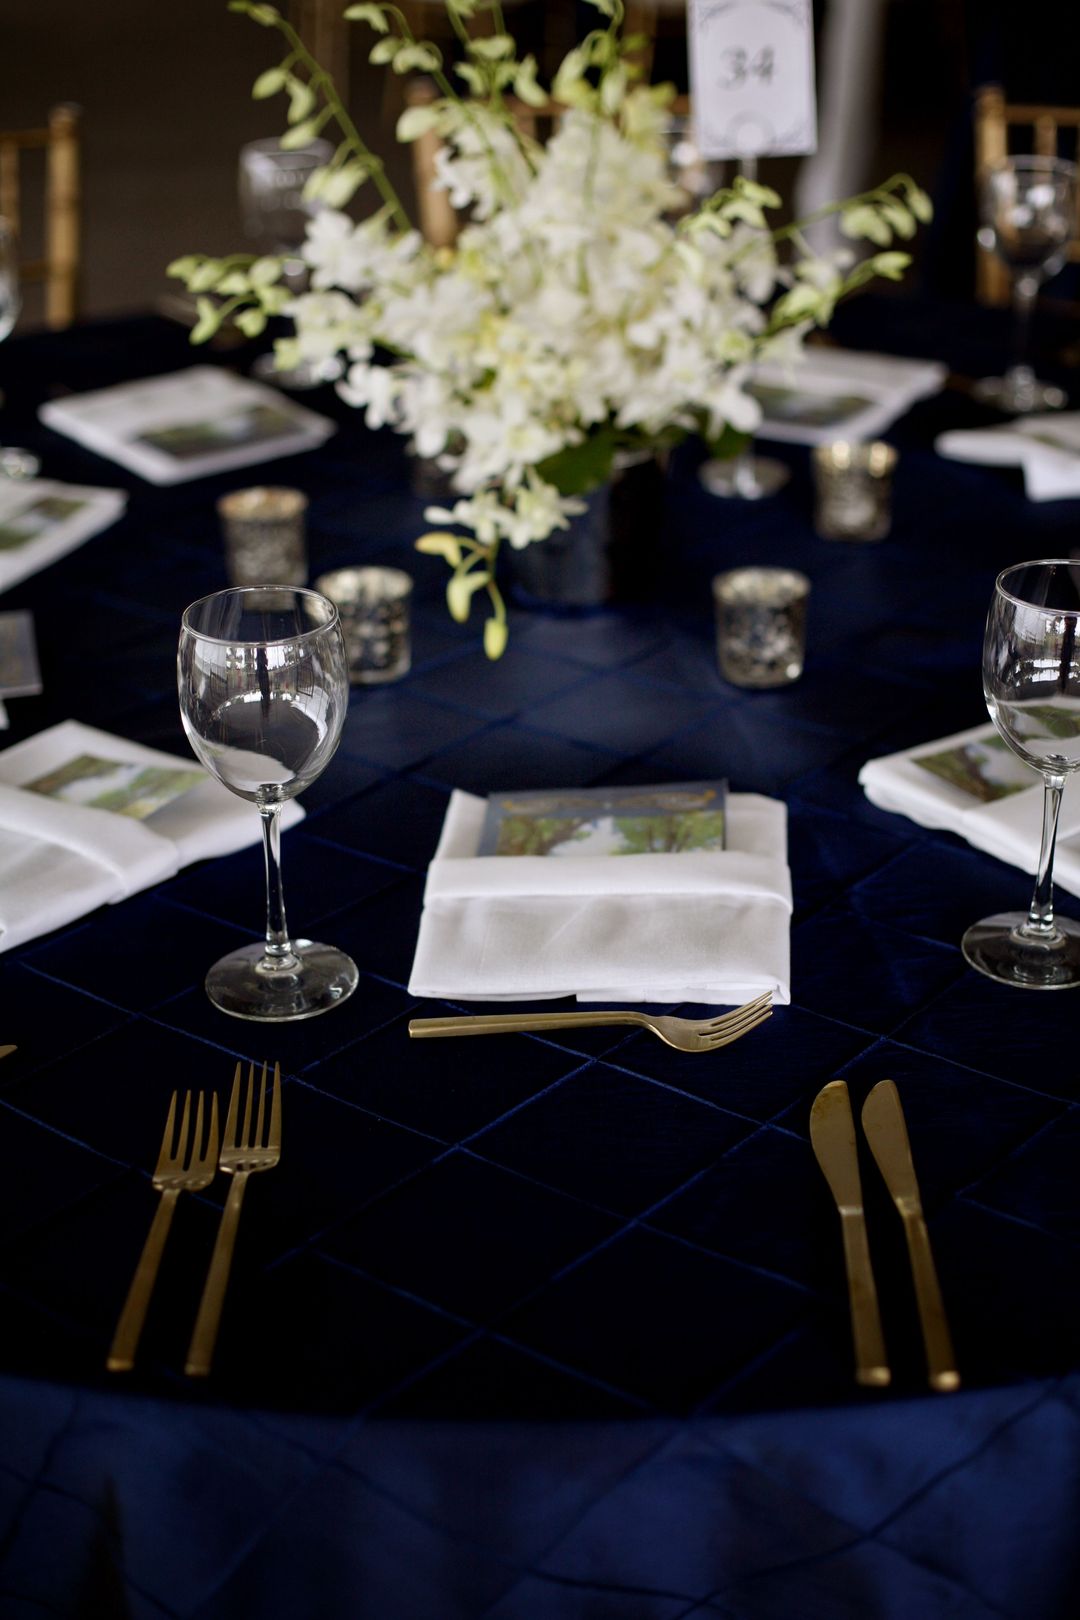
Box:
[408,790,792,1006]
[859,721,1080,896]
[935,414,1080,502]
[0,720,304,952]
[0,478,126,595]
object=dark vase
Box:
[506,451,666,610]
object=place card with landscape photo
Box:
[476,781,728,857]
[39,366,335,485]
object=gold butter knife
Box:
[0,1045,15,1061]
[861,1079,959,1392]
[810,1080,890,1388]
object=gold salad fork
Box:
[107,1089,219,1373]
[185,1060,281,1378]
[408,992,773,1054]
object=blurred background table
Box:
[1,311,1079,1619]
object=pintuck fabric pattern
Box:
[0,307,1078,1620]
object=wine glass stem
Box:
[732,447,762,498]
[259,804,297,967]
[1021,774,1065,940]
[1009,273,1040,387]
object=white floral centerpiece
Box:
[171,0,930,657]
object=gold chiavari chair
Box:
[0,103,81,331]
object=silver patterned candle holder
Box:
[314,566,413,684]
[812,441,897,541]
[713,566,810,689]
[217,486,308,586]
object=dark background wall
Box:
[4,0,1073,329]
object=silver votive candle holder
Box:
[314,566,413,684]
[713,566,810,689]
[812,441,897,541]
[217,486,309,586]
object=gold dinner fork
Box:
[185,1060,282,1378]
[408,992,773,1053]
[107,1089,220,1373]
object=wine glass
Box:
[0,218,40,480]
[178,586,359,1021]
[698,152,790,503]
[0,218,18,344]
[962,560,1080,989]
[973,156,1078,415]
[238,138,341,390]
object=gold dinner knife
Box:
[861,1079,959,1393]
[0,1045,16,1061]
[810,1080,891,1388]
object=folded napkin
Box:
[408,790,792,1006]
[936,414,1080,502]
[0,720,303,952]
[859,721,1080,896]
[0,478,126,595]
[753,347,946,446]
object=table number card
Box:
[688,0,817,161]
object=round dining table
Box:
[0,302,1078,1620]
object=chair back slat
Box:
[0,103,80,330]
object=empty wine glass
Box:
[0,219,18,343]
[178,586,359,1021]
[962,560,1080,989]
[699,152,790,502]
[0,218,40,480]
[239,138,341,390]
[239,137,333,266]
[973,156,1078,414]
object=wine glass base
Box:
[699,456,790,501]
[205,939,359,1021]
[971,374,1067,414]
[961,911,1080,990]
[250,352,343,392]
[0,446,41,480]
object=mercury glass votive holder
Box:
[314,566,413,684]
[217,487,309,586]
[713,566,810,689]
[812,441,897,541]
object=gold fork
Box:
[185,1060,282,1378]
[107,1089,219,1373]
[408,992,773,1054]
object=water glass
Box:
[813,442,897,541]
[218,487,308,587]
[314,566,413,684]
[713,567,810,688]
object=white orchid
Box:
[170,0,930,655]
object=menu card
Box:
[860,721,1080,898]
[0,478,126,594]
[752,348,946,445]
[39,366,336,485]
[477,781,728,857]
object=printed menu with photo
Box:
[477,781,728,858]
[39,366,336,484]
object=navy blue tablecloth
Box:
[1,309,1079,1620]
